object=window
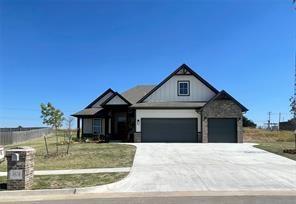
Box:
[178,81,190,96]
[93,119,102,135]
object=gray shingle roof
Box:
[72,108,103,116]
[121,85,155,104]
[131,102,206,108]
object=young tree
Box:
[290,97,296,150]
[65,116,74,154]
[243,116,257,128]
[290,97,296,119]
[65,116,74,136]
[40,103,65,153]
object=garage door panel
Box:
[142,118,197,142]
[208,118,237,143]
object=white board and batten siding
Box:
[144,75,216,102]
[82,118,105,135]
[136,109,201,132]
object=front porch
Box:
[74,106,134,142]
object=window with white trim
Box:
[93,119,102,135]
[178,81,190,96]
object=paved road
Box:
[18,194,296,204]
[79,143,296,193]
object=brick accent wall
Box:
[202,99,243,143]
[5,147,35,190]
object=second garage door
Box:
[208,118,237,143]
[141,118,197,142]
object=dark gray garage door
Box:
[208,118,237,143]
[141,118,197,142]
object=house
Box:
[72,64,248,143]
[279,119,296,131]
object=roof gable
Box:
[86,88,115,108]
[101,92,131,106]
[137,64,219,103]
[203,90,248,112]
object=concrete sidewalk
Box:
[0,167,130,176]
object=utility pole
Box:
[294,53,296,119]
[268,112,271,130]
[278,112,281,131]
[294,53,296,150]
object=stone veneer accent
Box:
[134,132,141,142]
[202,99,243,143]
[5,147,35,190]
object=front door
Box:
[112,112,128,140]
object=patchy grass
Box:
[244,128,294,143]
[0,173,127,190]
[0,133,136,171]
[255,142,296,161]
[244,128,296,161]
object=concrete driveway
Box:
[83,143,296,193]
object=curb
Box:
[1,190,296,202]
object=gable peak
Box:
[176,64,192,75]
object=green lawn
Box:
[0,132,136,190]
[0,133,136,171]
[244,128,296,161]
[0,173,127,190]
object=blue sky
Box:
[0,0,295,127]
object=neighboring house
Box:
[72,64,248,143]
[279,119,295,131]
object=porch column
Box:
[105,116,109,136]
[77,117,80,140]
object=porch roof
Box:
[72,107,103,117]
[131,102,206,109]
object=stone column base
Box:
[5,147,35,190]
[134,132,141,143]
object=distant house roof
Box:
[131,102,206,109]
[72,108,103,117]
[122,85,156,104]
